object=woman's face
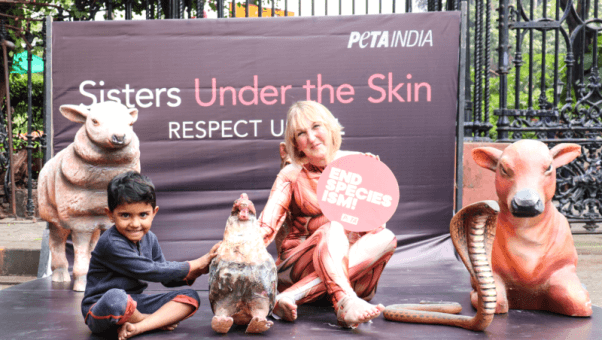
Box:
[295,118,331,166]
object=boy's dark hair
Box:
[107,171,156,211]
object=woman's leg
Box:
[273,230,324,321]
[274,223,396,327]
[348,227,397,300]
[277,226,396,302]
[313,222,385,327]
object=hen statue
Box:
[472,140,592,317]
[208,193,278,333]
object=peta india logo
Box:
[347,30,433,48]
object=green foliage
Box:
[582,33,602,73]
[0,3,52,56]
[484,51,570,140]
[0,1,54,166]
[6,73,44,158]
[465,0,585,140]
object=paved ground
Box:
[572,227,602,307]
[1,218,602,307]
[0,217,47,250]
[0,218,46,289]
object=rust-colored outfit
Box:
[258,160,397,307]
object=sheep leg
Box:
[49,223,71,283]
[71,229,96,292]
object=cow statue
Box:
[38,101,140,292]
[472,140,592,317]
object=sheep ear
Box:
[59,105,88,124]
[551,143,581,168]
[472,147,502,172]
[129,108,139,123]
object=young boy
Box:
[81,171,220,340]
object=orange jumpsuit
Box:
[258,162,397,307]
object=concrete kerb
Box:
[0,218,48,277]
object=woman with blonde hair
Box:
[257,101,397,328]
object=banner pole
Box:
[37,15,53,279]
[44,15,52,164]
[455,1,468,214]
[2,37,16,217]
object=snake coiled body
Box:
[384,201,499,331]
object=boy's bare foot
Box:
[273,295,297,321]
[130,313,148,323]
[117,322,141,340]
[246,316,273,333]
[211,315,234,334]
[130,313,176,331]
[160,322,179,331]
[336,294,384,328]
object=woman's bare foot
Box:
[117,322,142,340]
[272,295,298,321]
[336,295,384,328]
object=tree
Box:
[0,1,59,165]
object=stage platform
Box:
[1,240,600,340]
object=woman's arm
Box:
[257,170,294,246]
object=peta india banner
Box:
[52,12,460,261]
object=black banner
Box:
[53,13,460,260]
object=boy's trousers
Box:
[84,288,199,333]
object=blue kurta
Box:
[81,225,192,315]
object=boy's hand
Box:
[198,241,221,274]
[186,241,222,280]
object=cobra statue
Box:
[383,200,498,331]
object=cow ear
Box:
[279,142,287,161]
[59,105,88,124]
[551,143,581,168]
[129,108,139,123]
[472,147,503,172]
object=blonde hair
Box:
[284,101,343,165]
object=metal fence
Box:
[60,0,450,19]
[473,0,602,231]
[0,15,48,220]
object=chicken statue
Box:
[208,193,278,334]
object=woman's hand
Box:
[364,152,380,161]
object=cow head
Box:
[472,140,580,218]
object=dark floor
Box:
[1,245,600,340]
